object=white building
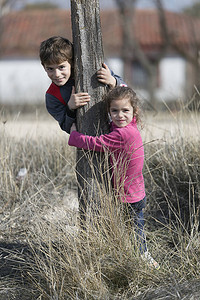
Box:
[0,9,198,104]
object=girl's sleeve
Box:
[68,130,123,152]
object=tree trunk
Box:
[70,0,109,226]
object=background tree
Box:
[184,0,200,17]
[23,2,58,10]
[115,0,166,107]
[156,0,200,98]
[70,0,110,225]
[0,0,24,16]
[115,0,200,106]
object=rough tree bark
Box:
[70,0,110,225]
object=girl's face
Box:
[109,98,134,128]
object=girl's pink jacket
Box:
[68,118,145,203]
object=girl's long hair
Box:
[103,86,142,125]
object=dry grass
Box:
[0,102,200,299]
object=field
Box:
[0,104,200,299]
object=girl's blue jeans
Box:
[124,197,147,254]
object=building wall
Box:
[156,56,186,101]
[0,56,186,104]
[107,56,186,102]
[106,57,124,79]
[0,59,50,104]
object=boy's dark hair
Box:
[104,86,141,124]
[39,36,73,66]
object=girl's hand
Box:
[96,63,116,88]
[68,87,90,110]
[70,123,77,133]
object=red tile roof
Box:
[1,9,200,58]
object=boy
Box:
[39,36,126,133]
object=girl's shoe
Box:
[141,251,160,270]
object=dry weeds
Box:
[0,104,200,299]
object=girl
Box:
[68,86,159,269]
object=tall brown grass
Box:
[0,103,200,299]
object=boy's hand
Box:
[97,63,116,88]
[70,123,77,133]
[68,87,90,110]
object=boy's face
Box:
[109,98,133,128]
[44,60,71,86]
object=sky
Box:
[22,0,197,12]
